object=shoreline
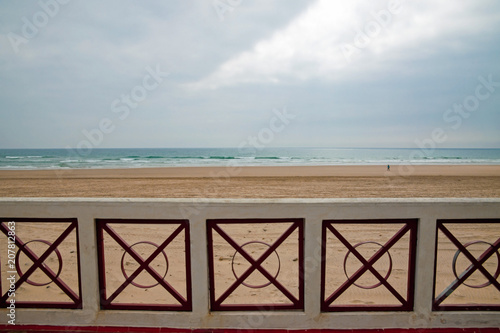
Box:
[1,164,500,179]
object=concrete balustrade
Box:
[0,198,499,331]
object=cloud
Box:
[190,0,500,90]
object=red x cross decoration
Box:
[0,218,81,309]
[207,218,304,311]
[321,219,417,311]
[96,219,191,311]
[434,219,500,311]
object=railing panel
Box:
[96,219,192,311]
[321,219,417,311]
[0,199,498,330]
[207,218,304,311]
[0,218,81,309]
[433,219,500,311]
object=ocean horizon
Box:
[1,147,500,170]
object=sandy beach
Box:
[1,164,499,308]
[0,165,499,198]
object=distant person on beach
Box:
[387,164,390,171]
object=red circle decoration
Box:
[452,240,500,289]
[343,241,393,289]
[231,241,281,289]
[15,239,63,287]
[120,241,169,289]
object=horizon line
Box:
[1,146,500,150]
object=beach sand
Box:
[1,165,499,307]
[0,165,499,198]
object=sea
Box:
[0,148,499,170]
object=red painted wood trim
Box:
[0,326,498,333]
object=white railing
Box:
[0,198,499,330]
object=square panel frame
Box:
[207,218,305,311]
[321,219,418,312]
[96,219,192,311]
[0,217,82,309]
[433,218,500,311]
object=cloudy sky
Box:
[1,0,499,149]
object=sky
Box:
[0,0,499,149]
